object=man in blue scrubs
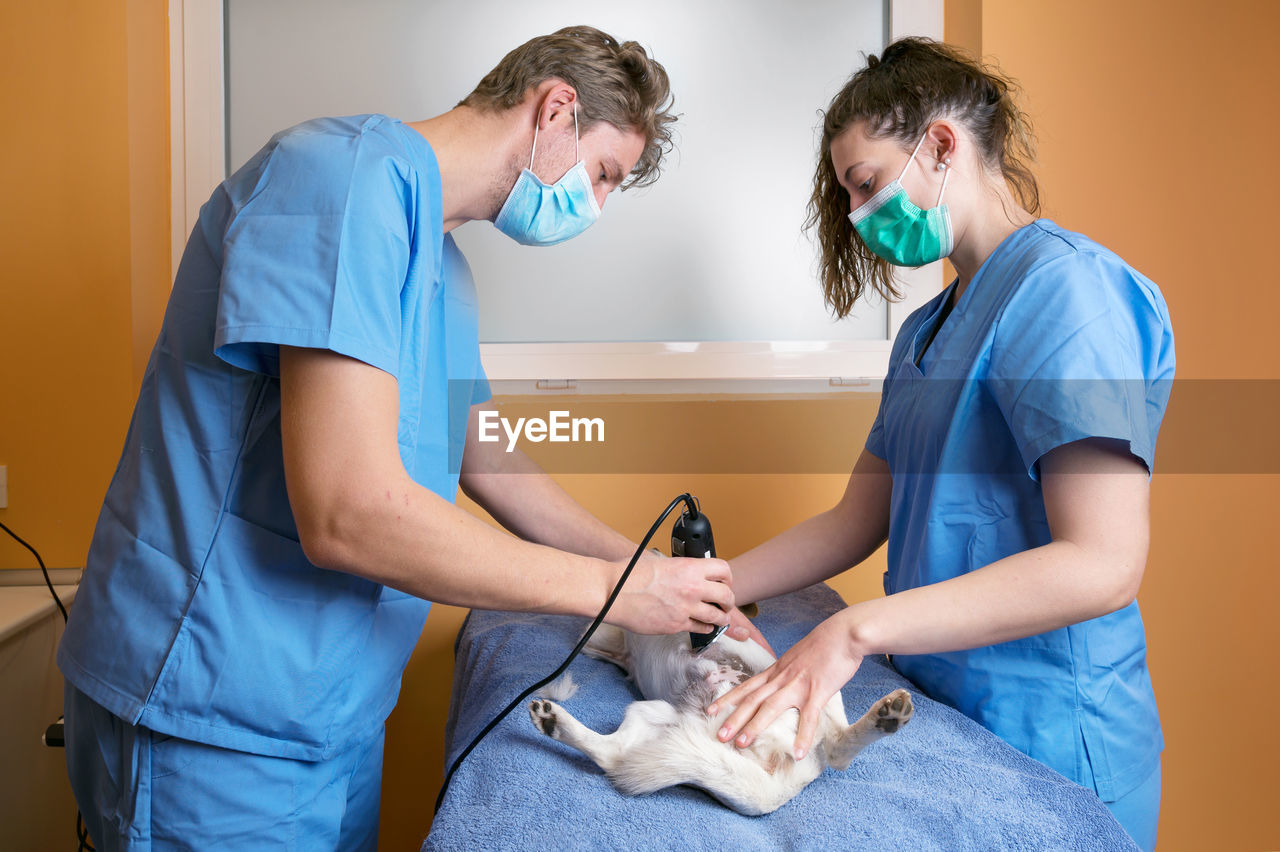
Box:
[59,26,745,850]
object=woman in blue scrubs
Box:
[709,38,1173,850]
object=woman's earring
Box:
[936,162,947,171]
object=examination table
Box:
[425,583,1138,850]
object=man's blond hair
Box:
[461,25,676,189]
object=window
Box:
[174,0,944,392]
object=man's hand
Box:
[609,551,735,635]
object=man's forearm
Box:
[460,442,637,562]
[303,468,621,615]
[280,348,737,636]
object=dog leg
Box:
[582,624,629,669]
[824,688,914,771]
[528,698,678,774]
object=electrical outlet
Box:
[0,464,7,509]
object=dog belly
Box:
[624,633,832,753]
[626,634,775,707]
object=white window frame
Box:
[171,0,943,393]
[169,0,226,278]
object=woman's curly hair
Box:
[806,37,1041,317]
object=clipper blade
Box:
[690,622,729,653]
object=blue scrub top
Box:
[58,115,490,760]
[867,219,1174,801]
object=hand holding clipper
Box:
[671,502,728,653]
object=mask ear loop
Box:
[573,102,580,162]
[898,132,930,183]
[901,131,952,207]
[531,102,579,170]
[529,119,539,171]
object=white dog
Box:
[528,625,913,815]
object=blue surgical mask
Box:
[848,133,953,267]
[494,105,601,246]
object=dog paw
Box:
[873,689,914,734]
[528,699,562,739]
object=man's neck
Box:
[406,104,528,233]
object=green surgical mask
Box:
[848,133,953,267]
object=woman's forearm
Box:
[732,449,891,604]
[848,439,1151,657]
[730,507,886,604]
[460,437,637,562]
[844,538,1142,658]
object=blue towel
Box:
[426,584,1136,851]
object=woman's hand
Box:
[707,609,866,760]
[610,551,735,635]
[726,606,775,656]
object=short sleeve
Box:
[865,408,887,460]
[988,251,1174,480]
[214,127,414,378]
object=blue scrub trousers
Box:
[1088,758,1161,851]
[64,684,384,851]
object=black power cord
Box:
[0,520,67,623]
[0,520,94,851]
[77,812,93,851]
[433,493,703,814]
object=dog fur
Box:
[528,625,913,815]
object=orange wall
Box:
[0,0,170,572]
[977,3,1279,849]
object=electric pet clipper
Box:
[671,500,728,653]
